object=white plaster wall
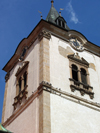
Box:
[51,94,100,133]
[50,35,100,102]
[6,98,39,133]
[50,36,70,92]
[4,39,40,122]
[25,39,39,96]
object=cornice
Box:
[38,81,99,109]
[3,20,100,72]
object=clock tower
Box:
[2,1,100,133]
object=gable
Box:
[68,53,89,67]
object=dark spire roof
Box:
[46,1,59,24]
[46,1,70,30]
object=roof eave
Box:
[3,20,100,72]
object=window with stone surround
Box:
[81,68,87,84]
[72,64,78,81]
[13,61,29,110]
[68,53,94,99]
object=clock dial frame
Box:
[69,38,84,51]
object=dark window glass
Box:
[24,72,27,87]
[58,20,61,26]
[72,64,78,81]
[62,22,65,28]
[19,78,22,93]
[81,68,87,84]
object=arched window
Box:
[72,64,78,81]
[24,71,27,87]
[81,68,87,84]
[18,77,22,93]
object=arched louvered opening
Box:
[72,64,78,81]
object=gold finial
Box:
[51,0,54,6]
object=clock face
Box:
[73,40,80,47]
[69,38,84,51]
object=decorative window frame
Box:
[13,61,29,110]
[68,53,94,99]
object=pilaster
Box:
[38,29,51,133]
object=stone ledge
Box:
[69,78,94,99]
[38,81,100,110]
[2,81,100,127]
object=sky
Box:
[0,0,100,122]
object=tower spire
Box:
[51,0,54,7]
[46,1,70,30]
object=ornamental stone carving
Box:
[69,78,94,99]
[13,85,28,110]
[5,72,10,82]
[68,53,89,67]
[38,29,51,41]
[15,61,29,77]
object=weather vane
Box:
[59,8,64,16]
[38,11,42,19]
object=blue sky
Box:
[0,0,100,122]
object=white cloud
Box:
[66,0,79,24]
